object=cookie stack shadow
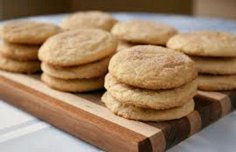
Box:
[167,31,236,91]
[39,29,117,92]
[102,45,198,121]
[0,21,61,73]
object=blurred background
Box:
[0,0,236,20]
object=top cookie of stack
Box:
[102,45,198,121]
[111,20,177,51]
[39,29,117,92]
[0,21,61,73]
[61,11,117,31]
[167,31,236,91]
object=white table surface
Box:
[1,13,236,152]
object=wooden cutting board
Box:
[0,70,235,152]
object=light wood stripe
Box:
[186,111,201,136]
[219,95,232,116]
[149,132,166,152]
[0,71,165,147]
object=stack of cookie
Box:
[111,20,177,51]
[61,11,117,31]
[102,45,198,121]
[167,31,236,91]
[0,21,61,73]
[39,29,117,92]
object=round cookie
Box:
[0,54,40,73]
[41,56,110,79]
[167,31,236,57]
[0,40,39,61]
[102,92,194,121]
[1,21,61,44]
[109,45,197,90]
[39,29,117,66]
[61,11,117,31]
[41,73,104,92]
[104,74,197,109]
[111,20,177,45]
[191,56,236,75]
[198,74,236,91]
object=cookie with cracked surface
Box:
[167,31,236,57]
[41,73,104,92]
[198,74,236,91]
[104,73,197,109]
[109,45,197,90]
[0,40,39,61]
[101,92,194,122]
[61,11,117,31]
[41,56,110,79]
[111,20,177,45]
[0,21,61,44]
[0,54,40,73]
[191,56,236,75]
[39,29,117,66]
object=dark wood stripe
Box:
[194,94,221,128]
[0,75,152,152]
[138,138,153,152]
[229,92,236,108]
[148,116,190,149]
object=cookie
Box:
[102,92,194,121]
[1,21,61,44]
[167,31,236,57]
[198,74,236,91]
[0,54,40,73]
[61,11,117,31]
[117,40,136,51]
[39,29,117,66]
[104,74,197,109]
[111,20,177,45]
[191,56,236,75]
[0,40,39,61]
[41,73,104,92]
[109,45,197,90]
[41,56,110,79]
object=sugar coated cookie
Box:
[109,45,197,89]
[102,92,194,122]
[39,29,117,66]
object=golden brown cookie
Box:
[104,74,197,109]
[1,21,61,44]
[111,20,177,45]
[39,29,117,66]
[0,54,40,73]
[109,45,197,90]
[191,56,236,75]
[0,40,39,61]
[198,74,236,91]
[41,56,110,79]
[102,92,194,121]
[167,31,236,57]
[41,73,104,92]
[61,11,117,31]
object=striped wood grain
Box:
[0,70,234,152]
